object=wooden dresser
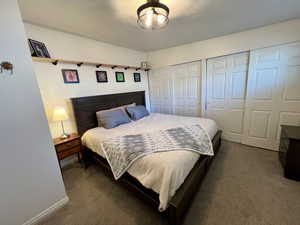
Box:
[279,125,300,181]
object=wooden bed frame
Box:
[71,91,222,225]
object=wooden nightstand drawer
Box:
[57,145,81,160]
[53,133,87,169]
[56,139,81,152]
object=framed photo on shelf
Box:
[96,71,108,83]
[115,72,125,82]
[133,73,141,82]
[28,40,35,56]
[62,69,80,84]
[28,39,50,58]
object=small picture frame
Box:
[134,73,141,82]
[96,71,108,83]
[28,39,50,58]
[62,69,80,84]
[28,40,35,56]
[115,72,125,82]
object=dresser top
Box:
[53,133,80,145]
[281,125,300,140]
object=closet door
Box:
[206,52,249,142]
[242,42,300,150]
[149,67,174,114]
[172,62,202,116]
[149,62,202,116]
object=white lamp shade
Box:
[52,106,69,121]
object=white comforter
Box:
[82,113,218,211]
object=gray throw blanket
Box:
[101,124,214,180]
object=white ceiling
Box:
[19,0,300,52]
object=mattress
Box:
[82,113,218,211]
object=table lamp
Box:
[53,106,70,139]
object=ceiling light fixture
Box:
[137,0,169,30]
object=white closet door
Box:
[149,67,174,114]
[172,62,202,116]
[149,62,202,116]
[242,42,300,150]
[206,52,249,142]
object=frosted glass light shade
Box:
[137,0,169,29]
[52,106,69,121]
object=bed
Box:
[71,91,222,225]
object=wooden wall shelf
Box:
[32,57,150,71]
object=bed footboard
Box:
[83,130,222,225]
[167,130,222,225]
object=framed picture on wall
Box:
[96,71,108,83]
[115,72,125,82]
[133,73,141,82]
[28,40,35,56]
[28,39,51,58]
[62,69,80,84]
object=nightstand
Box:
[279,125,300,181]
[53,133,85,169]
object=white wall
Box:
[24,23,149,138]
[147,18,300,68]
[0,1,66,225]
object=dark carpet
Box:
[38,141,300,225]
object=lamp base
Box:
[60,133,70,139]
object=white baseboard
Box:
[22,196,69,225]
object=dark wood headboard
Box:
[71,91,146,135]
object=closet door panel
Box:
[242,42,300,150]
[149,61,201,117]
[172,62,201,116]
[276,42,300,142]
[282,66,300,100]
[206,57,227,136]
[206,52,249,143]
[242,47,279,150]
[207,57,227,112]
[248,111,271,138]
[149,67,174,114]
[231,71,247,99]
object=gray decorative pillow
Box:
[98,109,131,129]
[126,105,149,121]
[96,103,135,127]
